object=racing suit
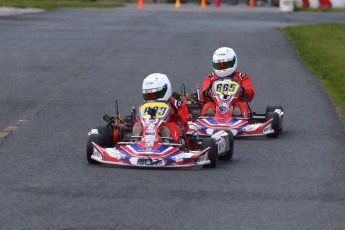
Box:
[200,72,255,118]
[166,93,190,143]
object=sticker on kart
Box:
[140,101,171,119]
[212,79,240,96]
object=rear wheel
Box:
[201,138,218,168]
[266,112,280,138]
[86,134,103,164]
[95,126,114,147]
[218,130,234,161]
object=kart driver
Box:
[132,73,190,143]
[200,47,255,118]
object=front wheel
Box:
[95,126,114,147]
[86,134,104,164]
[218,130,234,161]
[266,106,284,131]
[201,138,218,168]
[266,105,283,114]
[266,112,280,138]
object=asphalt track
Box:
[1,4,345,230]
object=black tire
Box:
[266,112,280,138]
[218,130,234,161]
[266,105,283,114]
[266,106,283,131]
[86,134,104,164]
[201,138,218,168]
[95,126,114,147]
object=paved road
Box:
[0,4,345,230]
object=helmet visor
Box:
[143,84,168,101]
[213,58,236,70]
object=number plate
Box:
[212,79,240,96]
[140,102,170,119]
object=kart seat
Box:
[233,107,243,117]
[205,108,215,116]
[159,126,171,143]
[132,123,142,136]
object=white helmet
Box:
[142,73,172,101]
[212,47,237,77]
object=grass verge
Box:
[282,23,345,128]
[295,7,345,12]
[0,0,123,10]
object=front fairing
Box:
[91,142,211,167]
[211,78,241,120]
[137,101,171,149]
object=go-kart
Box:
[86,100,234,168]
[182,78,284,138]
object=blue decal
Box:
[201,117,241,126]
[165,151,183,165]
[127,144,171,153]
[219,105,228,114]
[118,149,131,163]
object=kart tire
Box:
[95,126,114,147]
[266,106,284,131]
[201,137,218,168]
[266,105,283,113]
[266,112,280,138]
[213,129,234,161]
[86,134,104,164]
[218,130,234,161]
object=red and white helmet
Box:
[212,47,237,77]
[142,73,172,101]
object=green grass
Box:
[0,0,123,10]
[282,23,345,126]
[294,7,345,12]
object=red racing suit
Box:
[200,72,255,118]
[165,94,190,143]
[134,93,190,143]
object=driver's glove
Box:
[241,88,246,98]
[204,88,213,101]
